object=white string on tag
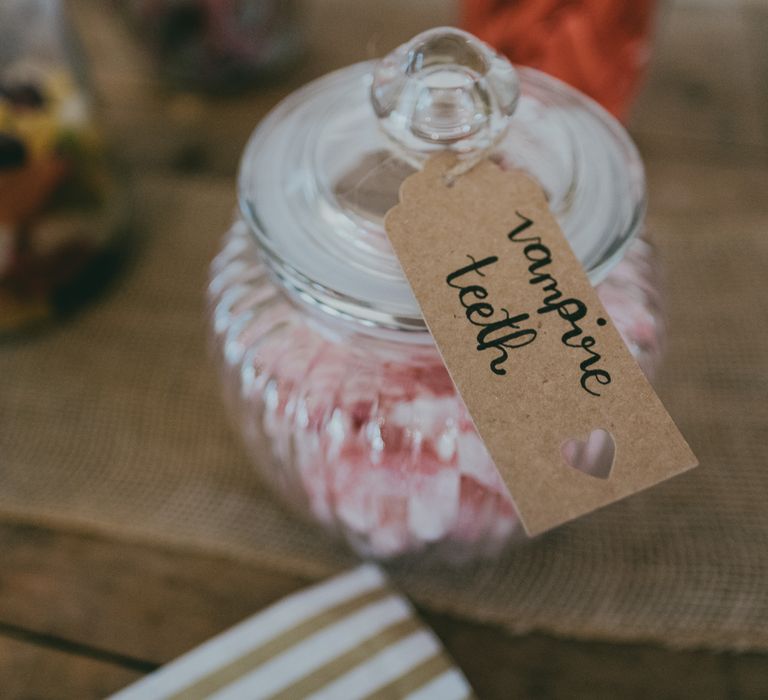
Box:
[442,147,493,187]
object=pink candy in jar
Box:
[209,29,664,562]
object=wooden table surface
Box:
[3,1,768,698]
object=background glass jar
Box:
[124,0,302,92]
[208,30,664,562]
[0,0,129,336]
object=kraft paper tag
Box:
[385,152,697,536]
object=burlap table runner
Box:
[1,170,767,652]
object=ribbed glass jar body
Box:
[208,219,664,561]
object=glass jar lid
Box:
[238,28,645,333]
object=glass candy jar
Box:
[208,29,663,561]
[0,0,128,335]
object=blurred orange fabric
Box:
[463,0,656,120]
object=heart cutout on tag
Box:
[561,429,616,480]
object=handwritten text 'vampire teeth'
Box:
[446,211,611,397]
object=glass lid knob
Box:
[371,27,520,162]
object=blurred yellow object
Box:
[0,0,129,336]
